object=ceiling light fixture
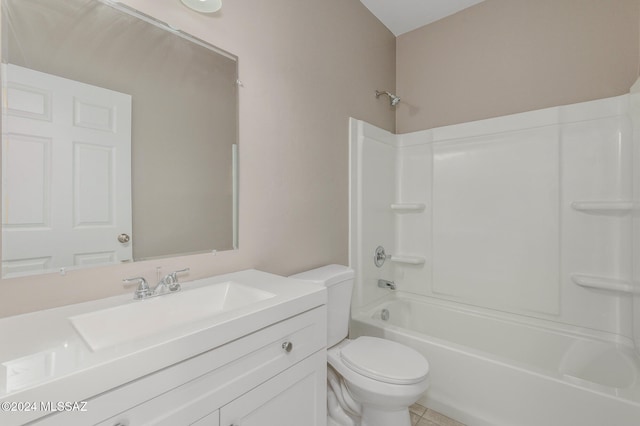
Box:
[180,0,222,13]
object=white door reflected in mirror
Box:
[2,64,133,278]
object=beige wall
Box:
[0,0,395,317]
[396,0,640,133]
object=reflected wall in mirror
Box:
[1,0,239,278]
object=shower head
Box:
[376,90,400,107]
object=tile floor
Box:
[410,403,466,426]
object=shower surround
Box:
[348,93,640,425]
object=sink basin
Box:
[69,281,276,351]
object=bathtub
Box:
[350,293,640,426]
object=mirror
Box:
[1,0,239,278]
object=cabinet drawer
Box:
[34,306,326,426]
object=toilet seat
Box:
[327,339,430,413]
[340,336,429,385]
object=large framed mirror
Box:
[1,0,239,278]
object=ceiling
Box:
[360,0,486,36]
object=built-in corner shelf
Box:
[390,255,426,265]
[390,203,426,213]
[570,201,633,214]
[571,274,634,294]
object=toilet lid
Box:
[340,336,429,385]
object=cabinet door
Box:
[220,351,326,426]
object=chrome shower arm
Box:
[375,90,400,106]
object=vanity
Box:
[0,270,327,426]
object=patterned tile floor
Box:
[410,403,466,426]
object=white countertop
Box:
[0,269,326,425]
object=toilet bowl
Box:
[290,265,430,426]
[328,338,429,426]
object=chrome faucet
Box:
[123,267,190,300]
[378,279,396,290]
[122,276,153,300]
[155,268,190,295]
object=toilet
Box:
[290,264,429,426]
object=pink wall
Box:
[396,0,640,132]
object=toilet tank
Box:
[289,264,354,347]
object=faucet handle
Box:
[164,267,190,291]
[171,267,190,276]
[123,276,152,300]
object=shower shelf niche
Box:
[571,274,634,294]
[390,203,426,213]
[390,255,426,265]
[570,200,633,214]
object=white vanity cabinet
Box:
[30,306,327,426]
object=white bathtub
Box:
[350,293,640,426]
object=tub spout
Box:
[378,279,396,290]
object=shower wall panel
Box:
[431,127,561,316]
[561,115,633,335]
[348,119,397,309]
[631,88,640,353]
[393,95,634,335]
[394,140,432,297]
[350,95,635,336]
